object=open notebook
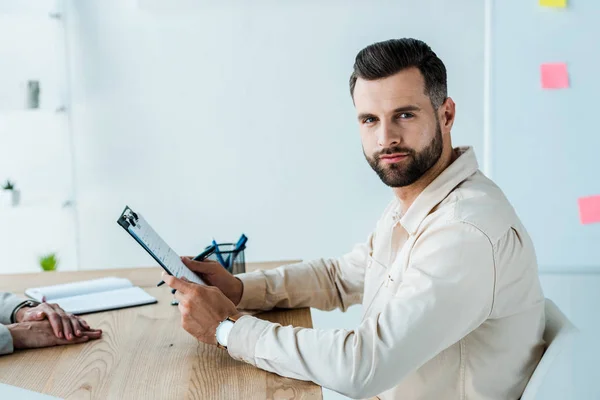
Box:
[25,277,157,315]
[0,383,62,399]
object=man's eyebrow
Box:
[392,105,421,113]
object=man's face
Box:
[354,68,444,188]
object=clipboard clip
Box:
[123,206,139,227]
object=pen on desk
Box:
[156,245,217,287]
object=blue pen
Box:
[234,234,248,250]
[227,234,246,267]
[193,244,217,262]
[212,238,227,267]
[227,234,248,268]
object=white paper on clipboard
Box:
[117,206,206,285]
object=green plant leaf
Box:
[39,253,58,272]
[2,180,15,191]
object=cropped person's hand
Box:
[180,257,244,306]
[8,320,102,350]
[16,302,94,340]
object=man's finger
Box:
[81,329,103,340]
[61,315,74,340]
[47,312,64,338]
[49,304,74,340]
[70,316,84,337]
[163,273,191,294]
[56,335,90,346]
[78,317,91,330]
[24,309,46,321]
[181,257,216,273]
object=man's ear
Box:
[439,97,456,133]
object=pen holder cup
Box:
[205,243,246,275]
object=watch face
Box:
[216,319,235,347]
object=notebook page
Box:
[128,213,205,285]
[25,277,133,302]
[54,286,156,315]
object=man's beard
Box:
[364,125,443,188]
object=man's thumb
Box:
[24,311,46,321]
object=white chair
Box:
[520,298,578,400]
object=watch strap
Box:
[11,300,41,323]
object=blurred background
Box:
[0,0,598,399]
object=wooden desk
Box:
[0,262,322,400]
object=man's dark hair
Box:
[349,38,447,109]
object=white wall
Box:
[491,1,600,398]
[66,0,484,270]
[0,0,77,274]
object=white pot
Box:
[0,190,20,207]
[0,192,13,207]
[11,190,21,207]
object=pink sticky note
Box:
[578,195,600,225]
[541,63,569,89]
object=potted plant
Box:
[39,253,59,272]
[1,180,20,207]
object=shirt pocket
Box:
[383,236,414,294]
[382,260,405,295]
[362,255,389,315]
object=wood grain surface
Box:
[0,262,322,399]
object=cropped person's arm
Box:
[0,292,26,355]
[228,222,495,399]
[0,292,26,324]
[0,325,14,355]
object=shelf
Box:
[0,11,65,112]
[0,108,67,118]
[0,203,74,215]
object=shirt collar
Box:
[397,146,479,235]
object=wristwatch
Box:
[11,300,41,323]
[215,315,239,350]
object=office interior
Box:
[0,1,598,399]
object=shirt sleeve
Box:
[0,325,14,356]
[0,292,26,325]
[236,235,373,312]
[227,221,495,399]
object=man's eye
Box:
[398,113,414,119]
[363,117,376,124]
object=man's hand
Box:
[8,320,102,350]
[16,302,93,341]
[163,272,240,345]
[181,257,244,306]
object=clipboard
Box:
[117,206,206,285]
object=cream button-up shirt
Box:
[228,147,545,400]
